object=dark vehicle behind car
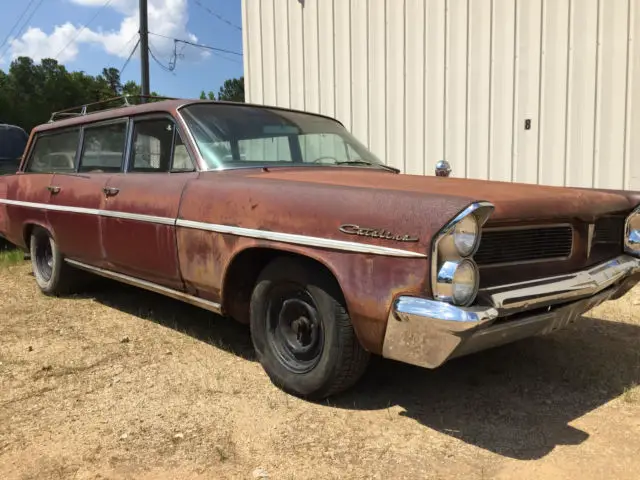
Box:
[0,124,28,176]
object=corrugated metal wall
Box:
[241,0,640,190]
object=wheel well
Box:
[222,248,342,324]
[23,223,36,247]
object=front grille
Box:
[593,215,625,246]
[475,225,573,266]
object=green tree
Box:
[100,67,122,97]
[216,76,244,102]
[0,56,154,132]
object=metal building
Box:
[241,0,640,190]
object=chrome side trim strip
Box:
[0,198,426,258]
[98,209,176,226]
[0,199,176,226]
[0,198,101,216]
[65,259,222,314]
[176,219,427,258]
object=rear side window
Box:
[79,122,127,173]
[27,129,80,173]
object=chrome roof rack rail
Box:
[48,95,178,123]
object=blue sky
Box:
[0,0,244,99]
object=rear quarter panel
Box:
[2,173,53,249]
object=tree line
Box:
[0,56,245,133]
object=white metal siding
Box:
[242,0,640,190]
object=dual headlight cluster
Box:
[626,206,640,256]
[431,202,494,307]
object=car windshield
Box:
[179,103,387,171]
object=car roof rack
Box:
[48,95,178,123]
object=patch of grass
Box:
[0,249,24,268]
[622,384,640,404]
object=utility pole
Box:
[139,0,150,100]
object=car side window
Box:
[130,119,175,172]
[171,131,195,171]
[26,129,80,173]
[79,122,127,173]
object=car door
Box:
[101,115,197,291]
[47,119,128,266]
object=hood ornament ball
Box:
[435,160,451,177]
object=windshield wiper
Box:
[335,160,400,173]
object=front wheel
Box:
[250,257,370,399]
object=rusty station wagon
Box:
[0,96,639,399]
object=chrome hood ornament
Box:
[435,160,451,177]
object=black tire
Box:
[250,257,370,399]
[29,227,85,295]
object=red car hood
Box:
[242,167,636,224]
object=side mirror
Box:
[435,160,451,177]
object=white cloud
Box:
[2,0,205,65]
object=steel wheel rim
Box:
[265,283,324,374]
[35,235,53,282]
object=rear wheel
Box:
[30,227,85,295]
[250,257,370,399]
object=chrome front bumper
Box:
[382,255,640,369]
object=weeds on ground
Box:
[622,384,640,404]
[0,249,24,268]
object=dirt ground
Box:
[1,259,639,480]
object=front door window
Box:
[129,118,195,173]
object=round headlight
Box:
[435,259,479,306]
[626,210,640,255]
[453,215,479,256]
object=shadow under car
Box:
[53,272,640,461]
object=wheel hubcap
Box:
[266,285,323,374]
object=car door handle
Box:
[47,185,61,194]
[103,187,120,197]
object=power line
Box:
[193,0,241,32]
[0,0,37,54]
[120,38,140,76]
[116,32,140,58]
[210,51,242,66]
[54,0,114,61]
[148,42,174,73]
[0,0,45,61]
[148,31,242,57]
